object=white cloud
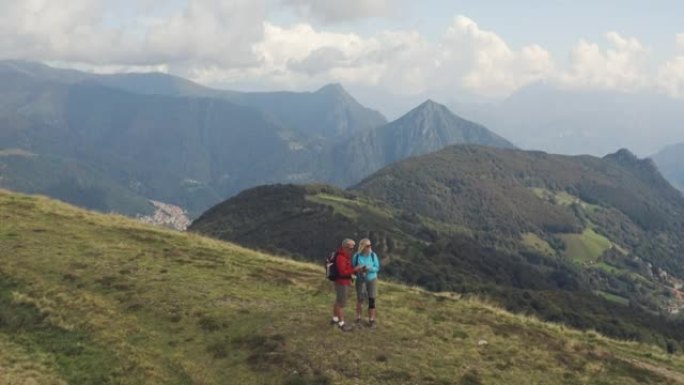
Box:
[0,0,111,61]
[657,57,684,97]
[4,1,684,103]
[246,22,383,88]
[193,16,554,99]
[0,0,266,68]
[656,34,684,98]
[556,32,648,92]
[287,47,348,75]
[676,34,684,53]
[439,16,555,98]
[281,0,395,23]
[143,0,265,67]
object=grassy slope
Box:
[3,190,684,384]
[559,228,613,263]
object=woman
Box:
[352,238,380,327]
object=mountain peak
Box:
[315,83,347,95]
[314,83,357,106]
[404,99,454,120]
[417,99,449,111]
[605,148,665,184]
[604,148,639,163]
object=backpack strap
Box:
[352,253,359,267]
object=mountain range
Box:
[0,60,512,218]
[461,82,684,158]
[191,144,684,345]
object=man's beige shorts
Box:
[334,283,350,307]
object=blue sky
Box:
[2,0,683,116]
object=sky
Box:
[2,0,684,118]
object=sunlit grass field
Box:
[2,189,684,384]
[559,228,613,263]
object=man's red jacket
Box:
[334,246,354,286]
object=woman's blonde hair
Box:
[357,238,371,254]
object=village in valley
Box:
[138,200,191,231]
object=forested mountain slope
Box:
[191,146,684,346]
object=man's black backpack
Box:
[325,251,338,281]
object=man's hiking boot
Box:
[355,318,363,326]
[338,323,354,332]
[368,319,376,328]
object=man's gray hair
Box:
[342,238,355,247]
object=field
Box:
[559,228,613,263]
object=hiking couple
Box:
[331,238,380,332]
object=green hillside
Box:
[0,149,153,216]
[6,190,684,384]
[190,146,684,346]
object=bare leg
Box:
[334,303,345,322]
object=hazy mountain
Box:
[191,145,684,342]
[1,60,386,141]
[0,149,153,215]
[88,72,226,98]
[462,83,684,157]
[325,100,516,186]
[0,60,516,217]
[0,67,322,215]
[652,142,684,191]
[0,59,91,84]
[225,83,387,140]
[93,76,388,141]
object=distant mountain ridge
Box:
[0,64,316,215]
[224,83,387,140]
[462,82,684,157]
[0,60,515,217]
[324,100,515,186]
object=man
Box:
[331,238,364,331]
